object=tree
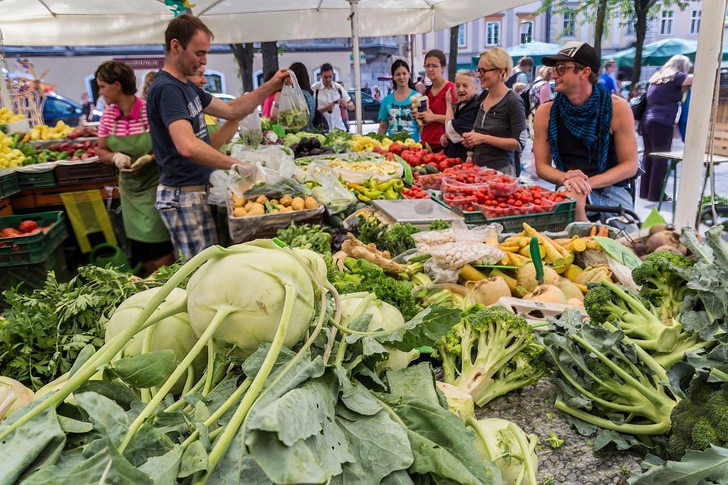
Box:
[448,26,459,81]
[230,43,255,93]
[261,42,280,76]
[537,0,687,87]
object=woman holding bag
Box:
[95,61,174,273]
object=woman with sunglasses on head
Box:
[416,50,457,152]
[377,59,420,142]
[462,48,527,176]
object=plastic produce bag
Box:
[424,259,460,284]
[238,108,263,148]
[277,70,310,130]
[308,163,356,215]
[230,145,297,178]
[428,242,505,270]
[453,221,502,245]
[238,163,307,199]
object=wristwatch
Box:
[273,102,280,108]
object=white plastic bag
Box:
[424,259,460,284]
[277,70,310,130]
[428,242,505,270]
[230,145,296,179]
[238,109,263,148]
[308,164,356,215]
[452,221,502,245]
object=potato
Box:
[255,195,268,204]
[304,196,318,210]
[280,195,293,207]
[291,197,305,211]
[248,203,265,216]
[231,193,245,209]
[279,207,293,213]
[233,207,247,217]
[244,201,254,211]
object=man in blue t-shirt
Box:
[146,14,289,258]
[598,59,618,94]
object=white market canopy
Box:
[2,0,532,46]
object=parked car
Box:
[347,90,381,123]
[42,93,100,127]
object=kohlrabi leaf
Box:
[0,404,66,484]
[137,446,182,485]
[378,306,461,352]
[593,429,644,452]
[205,424,274,485]
[76,379,139,411]
[111,350,177,389]
[74,392,129,449]
[69,344,96,378]
[57,415,93,434]
[329,407,413,485]
[627,445,728,485]
[380,470,416,485]
[179,440,208,478]
[123,420,176,467]
[246,371,340,447]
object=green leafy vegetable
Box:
[276,222,332,254]
[356,216,420,257]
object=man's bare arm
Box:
[168,119,236,170]
[532,104,567,185]
[205,69,289,120]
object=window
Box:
[691,10,701,34]
[485,21,500,46]
[519,21,534,44]
[563,10,576,37]
[660,10,674,35]
[626,20,636,35]
[458,24,467,48]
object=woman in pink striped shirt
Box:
[95,61,174,274]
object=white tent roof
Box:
[2,0,532,46]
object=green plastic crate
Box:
[17,170,56,189]
[0,243,68,296]
[432,195,576,233]
[0,172,20,199]
[0,211,68,266]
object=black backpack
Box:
[504,71,521,89]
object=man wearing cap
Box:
[532,41,638,224]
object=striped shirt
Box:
[98,97,149,138]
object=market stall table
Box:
[648,150,728,223]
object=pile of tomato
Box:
[402,185,430,200]
[474,185,570,217]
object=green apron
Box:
[107,120,171,243]
[206,122,225,153]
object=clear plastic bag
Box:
[308,163,356,215]
[230,145,297,178]
[238,108,263,148]
[413,229,455,253]
[277,70,310,130]
[428,242,505,270]
[233,163,307,199]
[452,221,502,245]
[424,259,460,284]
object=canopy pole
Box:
[674,0,728,228]
[349,0,363,135]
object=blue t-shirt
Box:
[378,90,420,142]
[598,73,618,93]
[146,70,215,186]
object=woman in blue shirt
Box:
[377,60,420,142]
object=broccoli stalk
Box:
[631,251,694,326]
[547,324,678,436]
[584,280,682,353]
[434,306,549,407]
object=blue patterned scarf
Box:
[548,81,612,173]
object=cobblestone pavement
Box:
[477,380,643,485]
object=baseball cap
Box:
[542,41,600,73]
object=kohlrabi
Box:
[0,377,34,421]
[339,293,419,372]
[0,239,335,482]
[105,287,205,395]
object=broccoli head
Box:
[584,280,682,353]
[668,377,728,459]
[632,251,694,326]
[433,306,547,407]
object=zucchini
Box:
[424,164,440,174]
